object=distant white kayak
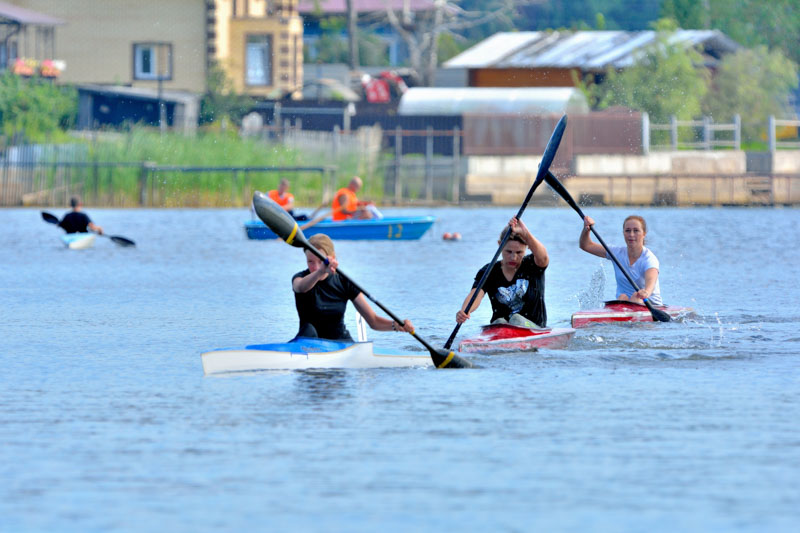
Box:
[201,337,432,374]
[61,233,96,250]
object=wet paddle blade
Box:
[110,235,136,247]
[648,304,672,322]
[430,347,476,369]
[253,190,308,248]
[41,211,59,225]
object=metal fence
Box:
[0,154,336,208]
[768,116,800,151]
[645,113,741,152]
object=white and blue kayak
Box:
[61,233,96,250]
[201,337,432,374]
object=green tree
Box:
[586,19,709,121]
[199,62,254,126]
[704,46,798,140]
[662,0,800,65]
[0,72,77,141]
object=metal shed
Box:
[397,87,589,116]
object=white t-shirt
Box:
[605,246,662,305]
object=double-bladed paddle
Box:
[41,211,136,247]
[252,191,475,369]
[542,171,671,323]
[443,114,568,350]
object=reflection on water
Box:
[293,369,352,403]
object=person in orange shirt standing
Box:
[331,176,379,221]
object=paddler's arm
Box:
[579,216,606,258]
[632,268,659,301]
[88,221,103,235]
[352,294,413,332]
[510,217,548,268]
[292,256,338,293]
[456,288,484,323]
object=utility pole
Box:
[346,0,359,70]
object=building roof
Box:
[0,1,64,25]
[443,30,740,71]
[298,0,437,14]
[398,87,589,116]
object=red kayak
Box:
[458,324,576,353]
[571,300,695,328]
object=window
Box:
[246,34,272,86]
[134,43,172,80]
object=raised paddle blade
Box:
[253,190,309,249]
[41,211,60,225]
[543,171,670,323]
[544,170,584,217]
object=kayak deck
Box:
[61,233,96,250]
[458,324,575,353]
[202,337,432,374]
[571,300,695,328]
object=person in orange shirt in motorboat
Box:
[331,176,382,221]
[257,178,308,221]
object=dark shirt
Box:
[59,212,92,233]
[473,254,547,327]
[292,269,361,340]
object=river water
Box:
[1,205,799,532]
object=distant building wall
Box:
[11,0,207,92]
[225,15,303,96]
[469,67,578,87]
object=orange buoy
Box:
[443,232,452,240]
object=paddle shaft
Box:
[443,115,568,350]
[543,171,669,322]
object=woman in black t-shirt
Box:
[455,217,549,328]
[292,234,414,341]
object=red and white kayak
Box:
[458,324,576,353]
[571,300,695,328]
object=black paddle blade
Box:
[647,304,672,322]
[532,115,567,189]
[41,211,59,225]
[253,191,308,249]
[544,171,584,216]
[110,235,136,247]
[431,348,476,369]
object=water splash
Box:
[576,266,606,309]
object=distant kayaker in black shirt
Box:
[292,234,414,341]
[59,196,103,235]
[455,217,549,328]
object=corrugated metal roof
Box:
[298,0,437,14]
[444,30,740,71]
[0,1,64,25]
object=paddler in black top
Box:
[292,233,415,340]
[59,196,103,235]
[455,217,549,328]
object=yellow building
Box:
[7,0,303,97]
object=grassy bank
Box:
[63,129,380,207]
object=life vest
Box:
[332,187,358,221]
[268,189,294,210]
